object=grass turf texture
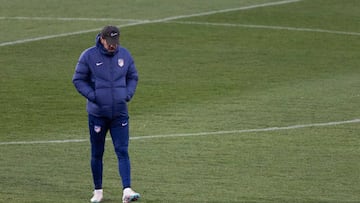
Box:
[0,0,359,202]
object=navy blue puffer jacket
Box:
[72,34,138,119]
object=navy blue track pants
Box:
[88,114,131,190]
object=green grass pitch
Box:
[0,0,359,202]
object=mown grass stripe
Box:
[169,21,360,36]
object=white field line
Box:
[0,0,301,47]
[0,21,149,47]
[0,118,359,146]
[0,16,141,22]
[0,0,302,22]
[169,21,360,36]
[149,0,302,22]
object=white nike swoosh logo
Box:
[121,122,128,127]
[96,62,103,66]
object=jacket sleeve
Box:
[125,57,138,102]
[72,52,96,102]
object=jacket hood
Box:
[95,34,119,56]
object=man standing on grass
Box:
[72,25,140,203]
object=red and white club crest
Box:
[118,59,124,67]
[94,125,101,133]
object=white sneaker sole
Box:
[123,193,140,203]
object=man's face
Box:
[101,37,118,52]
